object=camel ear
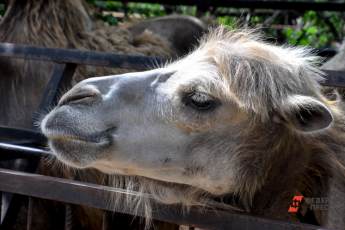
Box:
[281,95,333,132]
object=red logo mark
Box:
[288,195,304,213]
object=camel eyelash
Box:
[181,91,220,112]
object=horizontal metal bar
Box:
[322,70,345,88]
[0,43,344,88]
[121,0,345,11]
[0,126,46,146]
[0,43,164,70]
[0,168,326,230]
[0,143,51,160]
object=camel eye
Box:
[183,91,218,111]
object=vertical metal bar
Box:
[0,192,2,226]
[64,204,73,230]
[0,194,22,228]
[34,63,77,124]
[123,1,129,17]
[26,197,33,230]
[102,211,108,230]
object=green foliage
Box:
[90,0,166,18]
[282,11,343,48]
[93,0,123,11]
[215,10,344,48]
[176,5,197,16]
[98,14,119,25]
[126,3,165,17]
[87,0,121,25]
[0,3,5,16]
[217,16,237,29]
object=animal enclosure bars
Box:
[0,42,344,230]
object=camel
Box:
[41,27,345,229]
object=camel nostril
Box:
[58,86,101,106]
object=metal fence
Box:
[0,42,344,229]
[118,0,345,11]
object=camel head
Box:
[41,27,336,200]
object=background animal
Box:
[322,43,345,99]
[42,27,345,229]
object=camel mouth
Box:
[45,129,114,144]
[43,125,116,167]
[49,135,110,145]
[48,136,113,168]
